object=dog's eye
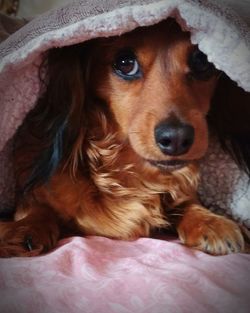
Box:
[113,51,141,80]
[188,48,216,80]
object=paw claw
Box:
[24,235,33,251]
[226,240,233,251]
[203,235,208,241]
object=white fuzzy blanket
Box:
[0,0,249,227]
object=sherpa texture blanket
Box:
[0,0,249,228]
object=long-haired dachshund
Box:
[0,18,249,257]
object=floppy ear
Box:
[15,43,91,193]
[208,73,250,175]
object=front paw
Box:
[0,221,57,257]
[177,206,244,255]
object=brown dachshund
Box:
[1,18,249,257]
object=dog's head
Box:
[19,18,250,191]
[89,19,219,172]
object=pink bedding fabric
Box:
[0,237,249,313]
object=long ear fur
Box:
[15,43,92,193]
[208,73,250,175]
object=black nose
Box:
[154,119,194,156]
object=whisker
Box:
[128,130,142,134]
[147,111,158,119]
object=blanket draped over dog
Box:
[0,0,249,228]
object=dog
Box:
[0,18,249,257]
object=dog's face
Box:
[90,19,219,172]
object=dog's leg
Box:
[0,204,61,257]
[177,204,244,255]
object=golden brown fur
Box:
[0,19,247,257]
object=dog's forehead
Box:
[98,19,191,55]
[128,19,189,41]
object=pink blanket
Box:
[0,236,249,313]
